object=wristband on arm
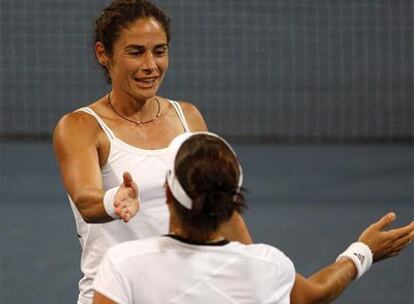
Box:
[103,186,121,219]
[336,242,373,279]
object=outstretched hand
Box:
[114,172,140,223]
[358,212,414,262]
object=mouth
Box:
[134,76,158,87]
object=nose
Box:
[141,52,157,73]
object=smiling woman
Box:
[52,1,252,304]
[95,17,169,104]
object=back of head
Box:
[168,133,247,237]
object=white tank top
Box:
[68,100,190,304]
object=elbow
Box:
[79,206,107,224]
[291,274,331,304]
[70,194,103,224]
[81,212,96,224]
[80,210,109,224]
[76,204,95,223]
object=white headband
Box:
[166,131,243,210]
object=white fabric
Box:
[69,100,190,304]
[165,132,195,208]
[336,242,373,279]
[166,131,243,209]
[103,186,121,219]
[94,236,296,304]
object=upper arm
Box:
[53,112,106,218]
[53,112,103,197]
[220,211,253,244]
[179,101,208,132]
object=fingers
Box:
[392,234,412,250]
[115,204,131,222]
[386,221,414,240]
[115,199,138,223]
[112,173,140,222]
[123,212,131,223]
[387,241,412,258]
[373,212,396,230]
[372,220,414,262]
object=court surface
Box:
[1,142,412,303]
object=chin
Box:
[133,91,158,101]
[135,85,161,99]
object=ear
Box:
[95,41,110,66]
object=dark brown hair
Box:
[172,134,247,237]
[94,0,171,83]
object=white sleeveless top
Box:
[94,236,296,304]
[68,100,190,304]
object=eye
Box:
[154,47,168,57]
[129,50,144,56]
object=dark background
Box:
[1,1,413,303]
[1,0,412,142]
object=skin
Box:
[57,17,413,304]
[93,210,414,304]
[54,17,251,242]
[290,212,414,303]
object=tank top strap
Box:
[75,107,116,140]
[168,100,190,132]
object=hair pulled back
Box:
[172,135,247,236]
[94,0,171,83]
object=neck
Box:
[108,91,160,123]
[169,230,225,244]
[109,90,157,115]
[169,217,224,243]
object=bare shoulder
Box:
[53,109,101,148]
[53,97,107,141]
[54,110,99,136]
[178,100,208,131]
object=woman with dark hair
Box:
[93,132,414,304]
[53,1,251,303]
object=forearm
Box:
[93,291,117,304]
[310,258,357,303]
[220,211,253,244]
[70,187,114,223]
[291,259,356,304]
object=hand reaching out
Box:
[114,172,140,223]
[358,212,414,262]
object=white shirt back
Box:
[94,236,296,304]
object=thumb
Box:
[123,172,133,187]
[123,172,139,198]
[374,212,396,230]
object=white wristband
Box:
[336,242,373,279]
[103,186,120,219]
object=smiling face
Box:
[97,17,169,101]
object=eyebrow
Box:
[125,43,168,49]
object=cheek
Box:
[114,61,140,78]
[158,57,169,72]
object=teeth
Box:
[137,78,156,83]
